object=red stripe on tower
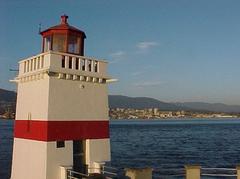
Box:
[14,120,109,141]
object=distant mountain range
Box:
[109,95,240,113]
[1,88,240,113]
[0,88,16,102]
[108,95,183,111]
[174,102,240,113]
[0,88,16,115]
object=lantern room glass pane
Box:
[43,36,52,52]
[68,35,80,54]
[52,34,66,52]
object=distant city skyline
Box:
[1,0,240,105]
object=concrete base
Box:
[185,165,200,179]
[125,168,152,179]
[11,138,73,179]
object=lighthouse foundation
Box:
[11,138,110,179]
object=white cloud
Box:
[131,71,144,76]
[136,41,159,50]
[134,81,163,88]
[131,65,155,76]
[109,51,125,57]
[109,51,126,63]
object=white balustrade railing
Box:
[20,54,45,74]
[60,55,99,73]
[18,51,108,78]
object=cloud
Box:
[109,51,126,63]
[134,81,164,88]
[131,66,155,77]
[131,71,144,76]
[109,41,158,63]
[136,41,159,51]
[109,51,125,57]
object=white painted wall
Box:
[11,138,48,179]
[15,75,49,121]
[15,72,109,121]
[46,141,73,179]
[85,139,111,169]
[11,139,74,179]
[48,77,109,120]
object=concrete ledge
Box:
[60,166,72,179]
[125,168,153,179]
[237,165,240,179]
[185,165,200,179]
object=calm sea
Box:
[1,119,240,178]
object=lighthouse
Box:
[11,15,112,179]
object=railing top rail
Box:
[19,52,48,63]
[201,167,237,171]
[154,168,185,171]
[19,51,108,64]
[158,174,185,177]
[201,173,237,177]
[51,51,108,63]
[67,176,79,179]
[102,165,118,170]
[67,169,89,177]
[102,171,118,176]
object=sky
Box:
[1,0,240,105]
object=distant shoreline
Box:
[1,117,240,121]
[0,118,13,120]
[110,117,240,121]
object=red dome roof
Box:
[40,15,86,38]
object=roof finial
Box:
[61,14,68,24]
[38,23,42,34]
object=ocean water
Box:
[0,120,13,179]
[1,119,240,178]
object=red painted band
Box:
[14,120,109,141]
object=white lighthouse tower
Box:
[11,15,112,179]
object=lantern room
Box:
[40,15,86,55]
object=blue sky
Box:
[1,0,240,105]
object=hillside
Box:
[109,95,240,113]
[0,88,16,116]
[0,88,16,102]
[109,95,188,111]
[175,102,240,113]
